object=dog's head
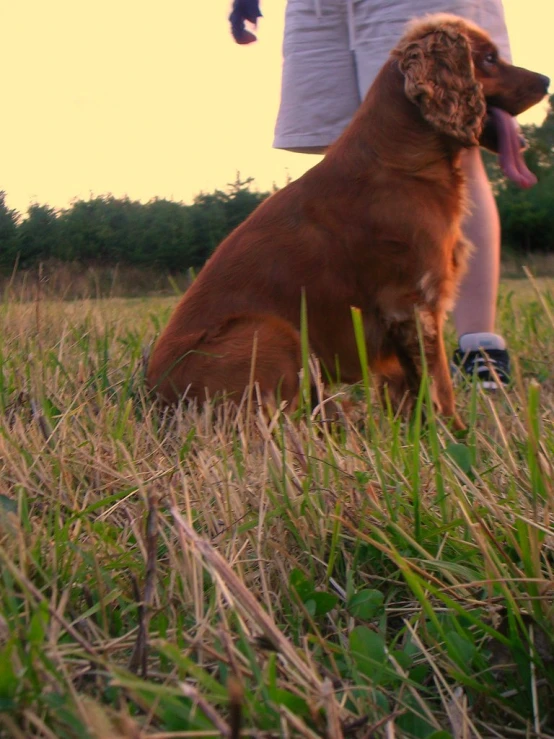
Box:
[392,14,549,148]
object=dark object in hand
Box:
[229,0,262,44]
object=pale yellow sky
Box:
[2,0,553,216]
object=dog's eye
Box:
[484,52,497,65]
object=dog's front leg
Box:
[383,312,465,430]
[376,319,422,420]
[422,310,465,431]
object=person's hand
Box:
[229,0,262,45]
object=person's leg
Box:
[452,148,511,387]
[453,147,500,336]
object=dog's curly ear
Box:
[394,24,486,146]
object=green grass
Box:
[0,278,553,738]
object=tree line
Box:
[1,96,553,275]
[0,176,271,273]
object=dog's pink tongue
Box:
[490,107,537,189]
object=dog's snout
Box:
[539,74,550,92]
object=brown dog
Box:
[147,14,548,427]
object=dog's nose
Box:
[540,74,550,92]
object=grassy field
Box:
[1,277,554,738]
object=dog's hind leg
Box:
[147,313,304,408]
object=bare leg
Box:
[453,148,500,336]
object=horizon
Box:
[3,0,553,217]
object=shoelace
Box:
[463,351,509,379]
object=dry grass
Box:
[0,276,553,738]
[1,256,553,302]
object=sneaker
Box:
[452,332,511,390]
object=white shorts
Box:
[273,0,511,150]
